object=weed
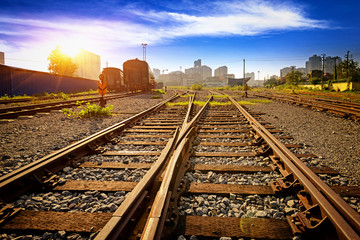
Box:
[154,89,166,94]
[62,101,113,118]
[62,108,76,116]
[237,101,256,105]
[191,84,203,90]
[166,101,189,106]
[152,95,161,99]
[248,99,273,104]
[78,103,113,118]
[210,101,232,106]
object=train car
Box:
[102,67,124,91]
[123,58,154,92]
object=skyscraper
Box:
[308,55,322,72]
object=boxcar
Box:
[102,67,124,91]
[123,59,154,92]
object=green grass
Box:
[0,94,31,100]
[154,89,166,94]
[166,101,189,106]
[210,101,232,106]
[248,99,273,104]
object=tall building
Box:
[194,59,201,68]
[185,60,212,81]
[0,52,4,65]
[73,49,101,80]
[307,55,322,73]
[324,56,341,74]
[153,68,160,79]
[214,66,228,81]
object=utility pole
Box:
[334,56,339,81]
[345,50,350,80]
[142,43,147,61]
[345,50,352,89]
[243,59,245,87]
[321,54,326,90]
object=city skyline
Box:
[1,0,360,80]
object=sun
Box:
[58,43,81,57]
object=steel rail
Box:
[226,94,360,239]
[254,92,360,118]
[95,92,198,239]
[0,93,179,202]
[0,92,142,119]
[141,95,212,239]
[94,128,180,240]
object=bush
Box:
[309,77,322,85]
[62,101,113,118]
[78,103,113,118]
[191,84,203,90]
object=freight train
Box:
[102,58,155,92]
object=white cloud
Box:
[0,0,328,48]
[0,0,328,70]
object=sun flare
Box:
[58,43,81,57]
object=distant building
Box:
[194,59,201,68]
[226,77,250,87]
[73,49,101,80]
[280,66,296,77]
[153,68,160,79]
[245,72,256,86]
[205,76,222,87]
[185,59,212,81]
[306,55,322,73]
[0,52,4,65]
[159,71,185,86]
[324,56,341,74]
[214,66,228,82]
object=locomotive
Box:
[102,58,155,92]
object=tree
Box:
[48,46,78,76]
[285,71,303,86]
[336,55,360,84]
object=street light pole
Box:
[141,43,147,61]
[243,59,245,87]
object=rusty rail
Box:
[141,95,212,239]
[227,94,360,240]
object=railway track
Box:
[252,91,360,121]
[0,91,359,239]
[0,92,103,105]
[0,92,141,120]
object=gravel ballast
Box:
[0,92,173,176]
[245,99,360,186]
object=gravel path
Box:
[0,92,173,176]
[245,100,360,186]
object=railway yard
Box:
[0,90,359,240]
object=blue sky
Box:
[1,0,360,79]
